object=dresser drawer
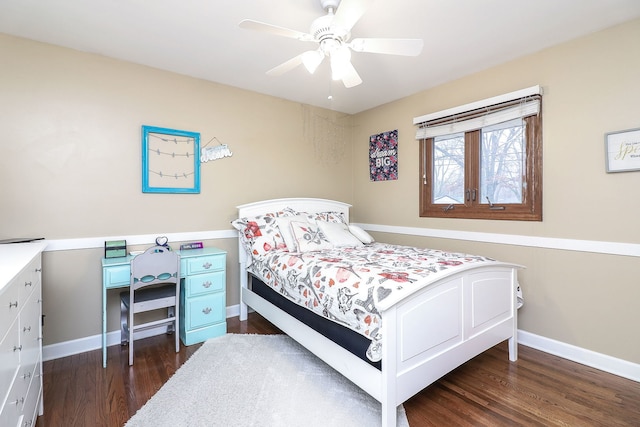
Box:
[0,397,19,427]
[0,317,20,405]
[182,254,225,275]
[16,360,37,404]
[184,271,225,298]
[21,359,41,427]
[20,285,42,371]
[0,278,20,342]
[184,293,225,330]
[1,340,29,423]
[18,256,40,307]
[103,265,131,289]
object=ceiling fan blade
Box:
[331,0,373,32]
[340,61,362,88]
[349,38,424,56]
[266,54,305,76]
[239,19,314,42]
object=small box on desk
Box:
[105,240,127,258]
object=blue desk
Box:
[101,247,227,367]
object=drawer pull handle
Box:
[202,281,212,288]
[22,372,32,380]
[13,345,23,352]
[202,262,212,269]
[25,281,33,287]
[202,307,212,315]
[36,268,42,272]
[12,397,24,406]
[9,301,18,309]
[24,326,32,332]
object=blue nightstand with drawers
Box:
[101,247,227,367]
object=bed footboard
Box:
[242,264,518,427]
[379,265,518,426]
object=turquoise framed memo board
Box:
[142,125,201,194]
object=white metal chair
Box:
[120,245,180,365]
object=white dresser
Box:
[0,242,47,427]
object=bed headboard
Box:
[237,197,351,222]
[236,198,352,318]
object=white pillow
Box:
[317,221,363,247]
[348,224,375,244]
[276,215,311,252]
[289,221,333,252]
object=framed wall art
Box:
[369,129,398,181]
[142,125,201,193]
[604,127,640,173]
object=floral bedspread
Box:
[248,243,496,362]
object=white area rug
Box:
[126,334,410,427]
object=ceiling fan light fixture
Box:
[330,45,351,80]
[240,0,419,89]
[302,50,324,74]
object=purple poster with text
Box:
[369,129,398,181]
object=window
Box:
[415,87,542,221]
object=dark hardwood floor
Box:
[36,314,640,426]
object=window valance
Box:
[414,85,542,140]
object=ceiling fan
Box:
[239,0,423,88]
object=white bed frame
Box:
[237,198,519,427]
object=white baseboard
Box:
[42,325,168,361]
[43,305,241,362]
[43,304,638,383]
[518,330,639,382]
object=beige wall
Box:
[0,33,354,344]
[352,19,640,363]
[0,34,354,238]
[2,18,639,365]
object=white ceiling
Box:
[1,0,639,114]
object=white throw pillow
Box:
[276,215,311,252]
[289,221,333,252]
[348,224,375,244]
[317,221,363,247]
